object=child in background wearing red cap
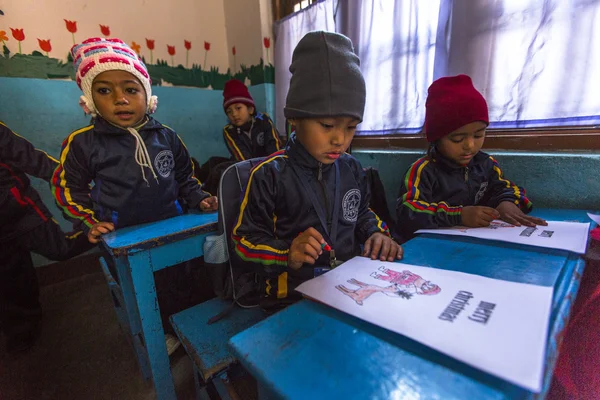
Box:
[395,74,546,242]
[222,79,282,161]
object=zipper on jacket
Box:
[464,166,472,201]
[317,162,331,228]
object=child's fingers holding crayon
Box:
[288,227,325,270]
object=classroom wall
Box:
[1,0,230,70]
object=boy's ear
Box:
[249,106,255,115]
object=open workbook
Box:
[296,257,553,392]
[416,220,590,254]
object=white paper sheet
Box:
[416,220,589,254]
[296,257,553,392]
[588,213,600,226]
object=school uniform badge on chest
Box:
[343,189,361,222]
[256,132,265,146]
[474,181,489,204]
[154,150,175,178]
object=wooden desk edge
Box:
[105,222,218,256]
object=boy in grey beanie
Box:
[232,31,402,307]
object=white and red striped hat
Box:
[71,37,158,117]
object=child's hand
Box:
[88,222,115,244]
[363,232,403,261]
[496,201,547,227]
[199,196,218,211]
[461,206,500,227]
[288,227,324,270]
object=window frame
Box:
[272,0,317,21]
[352,127,600,151]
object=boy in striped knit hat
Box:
[53,38,217,242]
[52,37,218,354]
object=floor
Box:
[0,256,253,400]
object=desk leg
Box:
[114,255,152,381]
[128,250,177,400]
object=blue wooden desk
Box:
[101,211,218,400]
[229,209,592,400]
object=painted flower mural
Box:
[146,38,155,63]
[37,38,52,56]
[203,41,210,70]
[167,44,175,66]
[100,25,110,37]
[10,28,25,53]
[184,40,191,67]
[64,19,77,44]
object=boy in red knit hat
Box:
[222,79,281,161]
[395,74,546,241]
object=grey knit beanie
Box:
[284,31,366,121]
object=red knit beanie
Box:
[223,79,255,111]
[424,74,489,143]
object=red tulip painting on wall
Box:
[146,38,155,64]
[37,39,51,56]
[100,25,110,37]
[10,28,24,54]
[203,41,210,70]
[184,40,191,67]
[167,45,175,66]
[264,37,271,64]
[232,46,236,73]
[64,19,77,45]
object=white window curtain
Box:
[273,0,338,134]
[273,0,600,134]
[337,0,442,134]
[447,0,600,128]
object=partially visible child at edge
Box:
[395,74,546,242]
[1,122,92,354]
[232,31,402,309]
[52,38,217,353]
[222,79,282,161]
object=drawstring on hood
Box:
[126,126,159,186]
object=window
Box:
[274,0,600,150]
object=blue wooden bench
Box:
[99,211,218,400]
[170,298,266,399]
[169,159,267,399]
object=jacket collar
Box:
[285,133,334,172]
[430,145,487,170]
[93,115,161,135]
[235,118,253,133]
